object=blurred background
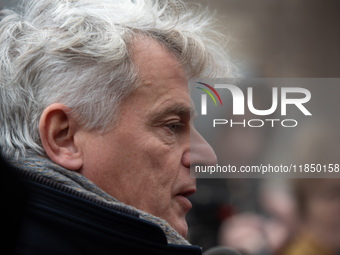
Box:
[183,1,340,255]
[187,0,340,255]
[1,0,340,254]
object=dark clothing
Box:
[1,154,201,255]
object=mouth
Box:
[175,188,196,212]
[178,189,196,198]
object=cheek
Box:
[128,133,181,175]
[83,122,184,211]
[122,162,180,217]
[112,136,181,201]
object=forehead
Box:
[126,37,190,111]
[131,37,188,87]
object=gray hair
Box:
[0,0,236,159]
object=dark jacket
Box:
[1,154,202,255]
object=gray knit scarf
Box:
[8,152,190,246]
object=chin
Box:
[171,218,188,238]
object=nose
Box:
[182,127,217,168]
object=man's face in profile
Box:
[77,38,216,237]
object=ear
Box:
[39,103,83,171]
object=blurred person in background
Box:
[278,123,340,255]
[279,178,340,255]
[218,180,297,255]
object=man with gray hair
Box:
[0,0,235,254]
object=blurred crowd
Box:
[188,107,340,255]
[189,176,340,255]
[186,1,340,254]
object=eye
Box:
[167,122,183,133]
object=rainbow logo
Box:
[196,82,222,106]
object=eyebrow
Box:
[150,104,194,122]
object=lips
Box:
[175,187,196,211]
[177,188,196,198]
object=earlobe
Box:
[39,103,83,171]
